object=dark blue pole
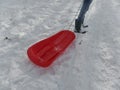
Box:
[75,0,93,33]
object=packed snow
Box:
[0,0,120,90]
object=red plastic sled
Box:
[27,30,75,67]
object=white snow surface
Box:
[0,0,120,90]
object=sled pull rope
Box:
[64,1,83,30]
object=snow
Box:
[0,0,120,90]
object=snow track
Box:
[78,0,120,89]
